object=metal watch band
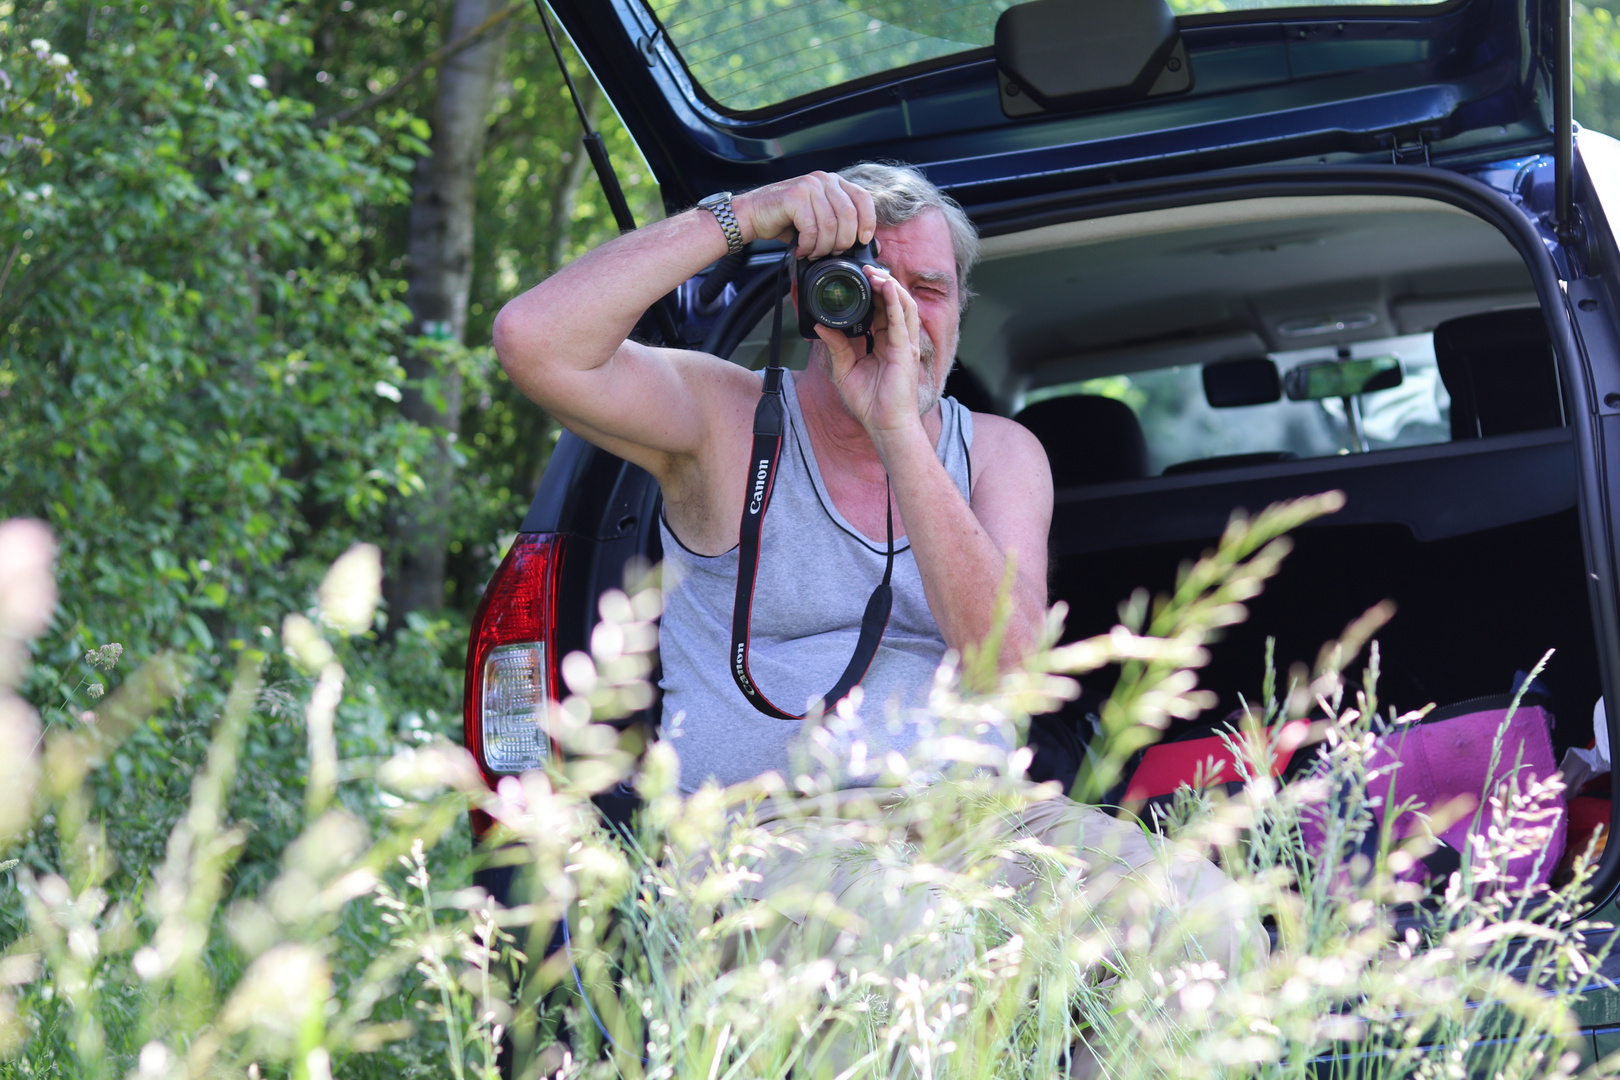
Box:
[700,192,745,255]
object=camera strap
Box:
[729,254,894,720]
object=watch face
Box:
[699,192,732,208]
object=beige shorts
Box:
[725,781,1265,980]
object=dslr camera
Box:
[798,239,883,340]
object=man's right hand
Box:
[732,172,877,260]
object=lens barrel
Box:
[804,260,872,329]
[796,240,880,342]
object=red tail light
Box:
[464,533,564,830]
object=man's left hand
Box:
[815,265,928,448]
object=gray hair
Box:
[839,161,979,304]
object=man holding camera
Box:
[494,163,1258,985]
[494,163,1053,787]
[498,162,1257,1003]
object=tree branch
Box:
[312,0,528,129]
[0,243,80,325]
[0,243,22,301]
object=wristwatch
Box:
[697,191,745,255]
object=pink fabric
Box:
[1303,705,1566,893]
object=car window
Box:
[1020,332,1450,476]
[645,0,1452,113]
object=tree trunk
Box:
[388,0,512,623]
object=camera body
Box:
[797,240,882,341]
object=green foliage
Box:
[0,10,666,1065]
[0,37,93,174]
[0,13,478,1012]
[1578,1,1620,135]
[0,0,436,671]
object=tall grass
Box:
[1,494,1616,1079]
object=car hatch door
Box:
[547,0,1570,207]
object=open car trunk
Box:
[984,168,1615,892]
[526,9,1620,899]
[971,184,1595,720]
[690,159,1617,897]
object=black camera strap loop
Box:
[729,253,895,720]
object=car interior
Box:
[720,191,1603,863]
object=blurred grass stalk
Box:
[3,491,1619,1079]
[0,524,496,1079]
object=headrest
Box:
[1013,394,1150,488]
[1434,308,1563,440]
[943,364,997,415]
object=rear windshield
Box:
[1022,332,1450,476]
[646,0,1455,113]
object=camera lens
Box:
[814,273,862,317]
[808,266,869,327]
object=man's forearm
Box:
[497,172,877,387]
[494,208,729,378]
[878,425,1043,669]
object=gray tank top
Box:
[659,369,982,793]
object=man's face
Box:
[871,207,961,415]
[802,206,963,417]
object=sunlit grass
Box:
[1,495,1616,1079]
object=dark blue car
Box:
[464,0,1620,1058]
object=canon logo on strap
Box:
[733,641,753,694]
[747,459,769,514]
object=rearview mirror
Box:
[1203,358,1281,408]
[1283,356,1403,401]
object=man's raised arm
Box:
[491,173,877,481]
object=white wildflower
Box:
[318,543,382,635]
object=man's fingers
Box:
[747,172,869,258]
[824,180,861,255]
[904,279,921,357]
[838,177,877,246]
[806,184,842,259]
[790,190,822,258]
[814,323,859,373]
[873,270,917,361]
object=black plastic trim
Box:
[518,429,587,534]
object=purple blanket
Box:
[1302,703,1566,893]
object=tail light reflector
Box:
[464,533,564,793]
[481,642,548,771]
